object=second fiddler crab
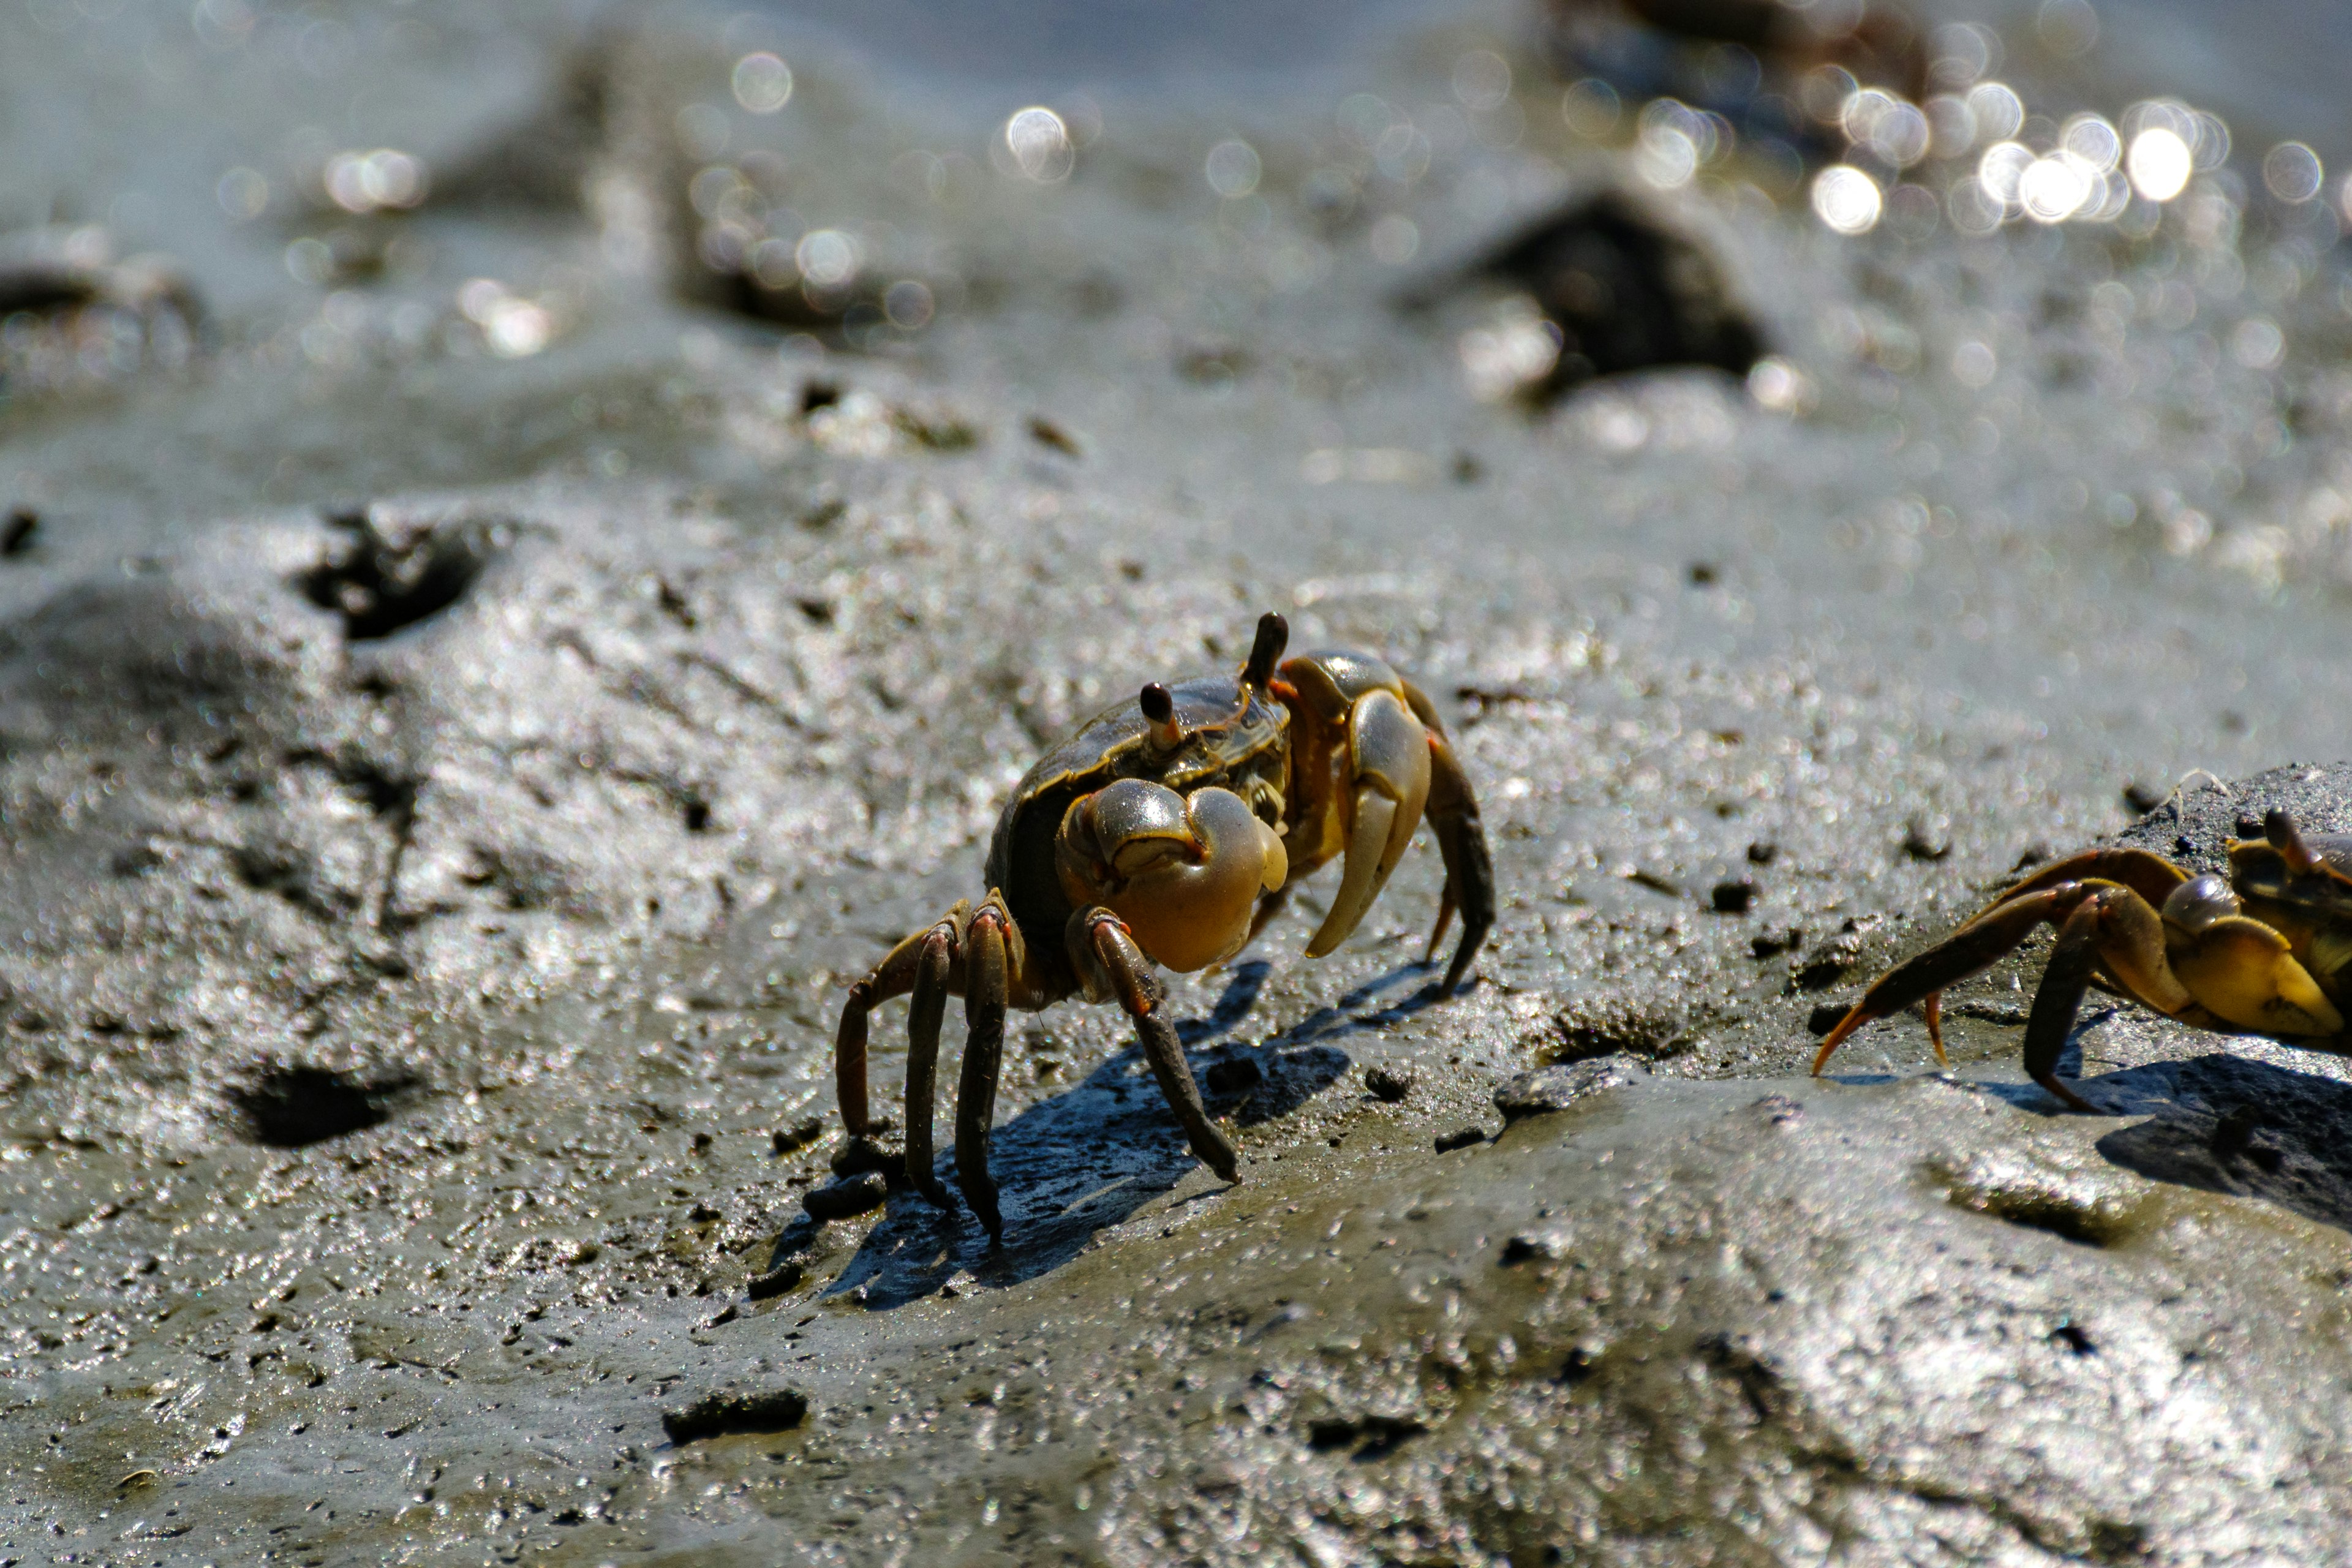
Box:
[837,612,1495,1240]
[1815,809,2352,1107]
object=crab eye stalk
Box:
[2267,809,2320,876]
[1056,779,1287,972]
[1139,682,1184,753]
[1240,611,1289,690]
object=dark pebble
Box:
[1750,925,1803,959]
[803,1172,888,1222]
[1363,1065,1415,1103]
[662,1385,809,1444]
[2122,782,2165,815]
[771,1117,825,1156]
[829,1136,904,1180]
[1493,1055,1645,1121]
[1434,1126,1486,1153]
[1709,879,1755,914]
[1746,840,1778,865]
[1,508,36,557]
[745,1261,804,1301]
[1806,1002,1850,1037]
[1795,952,1853,991]
[1204,1057,1262,1096]
[1902,820,1952,862]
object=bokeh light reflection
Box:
[1002,107,1074,184]
[1811,165,1883,235]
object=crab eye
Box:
[2162,873,2241,934]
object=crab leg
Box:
[954,902,1014,1244]
[1999,846,2188,908]
[1812,888,2078,1071]
[1405,680,1495,993]
[1813,879,2192,1073]
[901,919,958,1205]
[836,925,943,1137]
[2022,898,2111,1112]
[1080,907,1242,1185]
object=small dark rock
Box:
[1557,1344,1601,1385]
[1434,1126,1486,1153]
[1544,995,1688,1061]
[1494,1055,1646,1121]
[1806,1002,1850,1038]
[1687,561,1717,586]
[2048,1321,2097,1357]
[1794,942,1861,991]
[771,1117,824,1156]
[1750,925,1803,959]
[1746,840,1778,865]
[1,508,37,557]
[829,1136,904,1180]
[1902,818,1952,862]
[1501,1229,1567,1264]
[1025,414,1082,456]
[1363,1065,1415,1103]
[1458,192,1762,403]
[661,1385,809,1444]
[2122,782,2165,816]
[1204,1057,1262,1096]
[803,1172,888,1223]
[745,1261,804,1301]
[1709,879,1755,914]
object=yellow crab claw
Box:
[1305,688,1432,958]
[1057,779,1286,974]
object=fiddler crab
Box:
[836,612,1495,1241]
[1814,809,2352,1108]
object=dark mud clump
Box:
[662,1385,809,1444]
[228,1063,417,1147]
[298,507,500,641]
[1463,192,1762,402]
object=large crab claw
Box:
[1276,660,1436,959]
[1305,687,1433,955]
[1054,778,1287,974]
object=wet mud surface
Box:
[7,0,2352,1562]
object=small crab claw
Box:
[1305,689,1433,958]
[1056,778,1287,974]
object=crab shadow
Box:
[813,956,1457,1310]
[1850,1010,2352,1237]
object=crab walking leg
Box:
[1812,888,2079,1072]
[835,919,951,1137]
[901,922,957,1205]
[1813,878,2193,1072]
[2023,899,2109,1112]
[1419,726,1495,992]
[1305,689,1433,957]
[1818,880,2196,1082]
[1998,846,2188,909]
[1082,909,1242,1183]
[954,903,1013,1243]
